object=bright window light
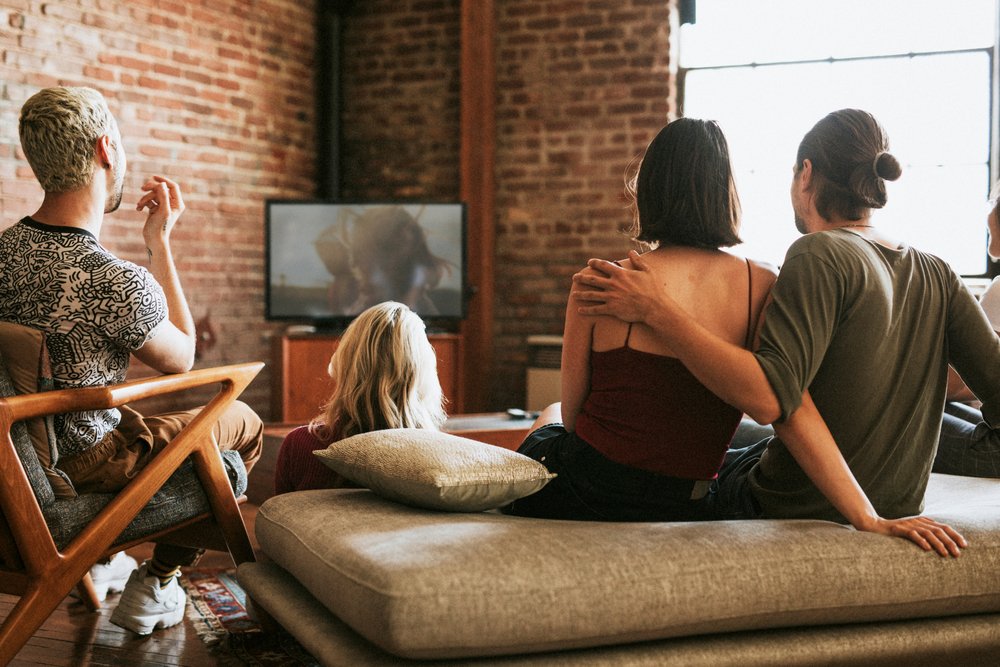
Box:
[680,0,996,274]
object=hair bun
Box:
[873,152,902,181]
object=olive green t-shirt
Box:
[750,229,1000,521]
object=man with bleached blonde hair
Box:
[3,86,263,635]
[18,86,125,200]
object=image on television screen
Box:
[267,201,466,323]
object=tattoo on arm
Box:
[146,247,153,261]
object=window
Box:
[680,0,997,276]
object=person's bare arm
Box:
[131,176,196,374]
[573,250,780,424]
[559,287,596,431]
[775,391,966,557]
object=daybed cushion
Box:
[237,561,1000,666]
[252,473,1000,660]
[313,428,554,512]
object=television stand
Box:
[271,332,464,422]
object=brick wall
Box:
[0,0,677,417]
[491,0,676,407]
[0,0,319,417]
[338,0,676,409]
[339,0,461,201]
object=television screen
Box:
[266,201,466,327]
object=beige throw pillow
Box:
[313,428,554,512]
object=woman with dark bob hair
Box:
[503,118,777,521]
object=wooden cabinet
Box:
[272,333,463,423]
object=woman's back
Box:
[569,247,776,479]
[590,247,771,355]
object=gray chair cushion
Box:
[45,451,247,550]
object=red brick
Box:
[153,63,181,77]
[148,12,180,29]
[213,77,240,91]
[82,65,116,81]
[137,74,169,91]
[216,46,245,61]
[137,42,170,58]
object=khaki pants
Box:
[61,400,263,566]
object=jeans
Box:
[502,424,714,522]
[934,401,1000,478]
[716,406,1000,521]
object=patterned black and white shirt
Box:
[0,217,167,456]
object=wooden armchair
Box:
[0,350,263,665]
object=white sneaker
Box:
[88,552,137,602]
[109,563,187,635]
[69,551,138,603]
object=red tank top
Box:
[574,259,754,480]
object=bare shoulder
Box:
[746,258,778,310]
[748,258,779,285]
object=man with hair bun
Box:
[574,109,1000,555]
[2,87,263,635]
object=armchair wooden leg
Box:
[189,447,256,567]
[213,500,255,566]
[75,572,102,611]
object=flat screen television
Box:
[266,200,467,331]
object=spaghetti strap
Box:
[624,322,634,349]
[744,258,754,349]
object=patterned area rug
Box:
[181,568,319,666]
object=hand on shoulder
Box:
[571,251,662,323]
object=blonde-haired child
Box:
[274,301,447,494]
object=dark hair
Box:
[796,109,902,222]
[627,117,741,249]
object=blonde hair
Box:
[18,86,119,193]
[309,301,446,441]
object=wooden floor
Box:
[1,504,260,667]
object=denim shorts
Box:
[501,424,715,522]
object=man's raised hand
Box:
[137,175,185,246]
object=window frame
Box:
[676,4,1000,279]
